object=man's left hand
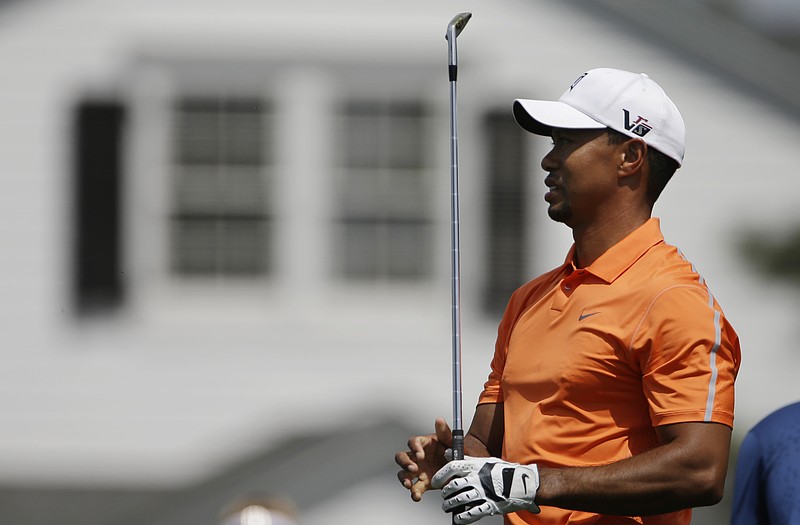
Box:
[431,457,541,524]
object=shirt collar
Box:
[563,217,665,283]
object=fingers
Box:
[396,469,430,500]
[395,435,428,486]
[396,465,414,489]
[410,474,430,502]
[395,442,430,500]
[441,480,479,509]
[434,417,453,447]
[395,449,419,473]
[395,449,421,494]
[395,418,451,501]
[406,434,431,463]
[454,501,493,525]
[445,496,471,514]
[440,474,492,525]
[396,464,429,500]
[396,468,430,501]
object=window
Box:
[171,97,273,277]
[334,100,433,280]
[483,109,529,314]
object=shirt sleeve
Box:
[478,311,510,405]
[630,284,741,428]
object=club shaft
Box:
[450,76,464,459]
[447,13,470,463]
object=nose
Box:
[541,146,558,172]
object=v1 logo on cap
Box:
[623,109,653,137]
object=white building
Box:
[1,1,799,524]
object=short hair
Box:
[606,129,679,205]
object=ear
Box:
[617,138,647,177]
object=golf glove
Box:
[432,457,540,524]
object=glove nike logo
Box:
[521,473,530,494]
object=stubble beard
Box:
[547,202,572,224]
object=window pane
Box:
[335,99,432,281]
[387,110,424,169]
[386,222,430,279]
[219,166,264,215]
[172,219,220,275]
[222,100,265,165]
[339,101,426,170]
[174,167,219,214]
[220,219,267,275]
[383,169,428,217]
[175,101,221,164]
[342,106,383,168]
[171,96,272,278]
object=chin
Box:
[547,205,572,224]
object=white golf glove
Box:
[431,457,540,524]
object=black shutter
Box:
[73,100,125,314]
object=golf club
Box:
[445,11,471,465]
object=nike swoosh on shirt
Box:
[578,312,601,321]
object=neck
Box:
[571,210,651,268]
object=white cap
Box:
[513,68,685,166]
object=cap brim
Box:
[513,99,605,136]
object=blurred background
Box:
[0,0,799,523]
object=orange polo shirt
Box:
[478,218,741,525]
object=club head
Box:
[445,12,472,40]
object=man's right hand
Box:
[395,417,453,501]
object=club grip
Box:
[451,429,465,461]
[450,430,465,525]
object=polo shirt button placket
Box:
[551,277,572,312]
[562,270,588,294]
[562,276,578,295]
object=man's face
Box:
[540,128,618,227]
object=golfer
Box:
[396,68,741,525]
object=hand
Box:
[395,418,453,501]
[432,457,540,524]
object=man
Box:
[731,401,800,524]
[395,68,741,524]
